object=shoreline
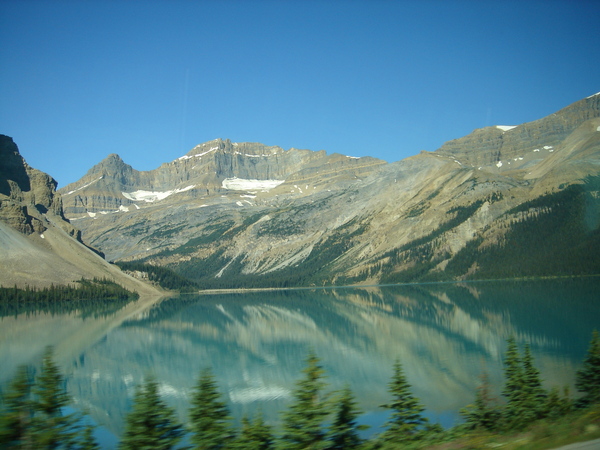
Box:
[193,273,600,295]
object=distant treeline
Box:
[380,176,600,284]
[2,332,600,449]
[443,176,600,281]
[0,278,138,317]
[114,261,200,292]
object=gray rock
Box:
[55,95,600,285]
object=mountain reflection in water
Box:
[1,278,599,440]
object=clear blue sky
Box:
[1,0,599,187]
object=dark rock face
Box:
[0,135,79,238]
[0,136,31,197]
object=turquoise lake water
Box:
[1,278,599,446]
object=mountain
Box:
[58,94,600,288]
[0,135,161,295]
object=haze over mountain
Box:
[56,94,600,288]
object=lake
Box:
[1,278,599,447]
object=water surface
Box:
[1,278,599,445]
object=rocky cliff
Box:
[56,93,600,286]
[0,136,161,295]
[0,135,77,237]
[61,139,386,216]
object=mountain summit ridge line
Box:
[4,93,599,288]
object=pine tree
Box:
[188,368,233,450]
[328,385,366,450]
[79,423,100,450]
[502,337,523,404]
[522,344,546,419]
[545,386,572,420]
[279,351,330,450]
[575,329,600,407]
[501,338,548,429]
[459,372,500,431]
[0,365,34,448]
[231,410,274,450]
[119,375,184,450]
[501,336,528,428]
[31,346,80,449]
[379,359,428,444]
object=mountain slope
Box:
[0,135,161,295]
[58,94,600,287]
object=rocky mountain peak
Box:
[87,153,132,178]
[58,138,387,217]
[0,93,597,292]
[0,136,163,294]
[0,135,32,197]
[0,135,70,234]
[52,94,600,284]
[437,93,600,169]
[177,139,285,159]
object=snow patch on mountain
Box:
[222,178,285,191]
[496,125,517,132]
[176,147,218,161]
[122,185,195,202]
[234,151,263,158]
[65,176,103,195]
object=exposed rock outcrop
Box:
[60,139,386,216]
[55,94,600,285]
[0,135,76,237]
[437,94,600,168]
[0,136,162,295]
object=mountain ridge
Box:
[436,92,600,169]
[60,138,387,216]
[33,94,600,286]
[0,135,162,295]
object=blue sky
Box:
[1,0,599,187]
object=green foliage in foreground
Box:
[0,347,99,449]
[188,368,234,449]
[231,411,274,450]
[0,279,139,317]
[576,329,600,408]
[328,386,367,450]
[119,375,184,450]
[279,351,330,449]
[3,332,600,449]
[379,360,428,444]
[460,337,573,434]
